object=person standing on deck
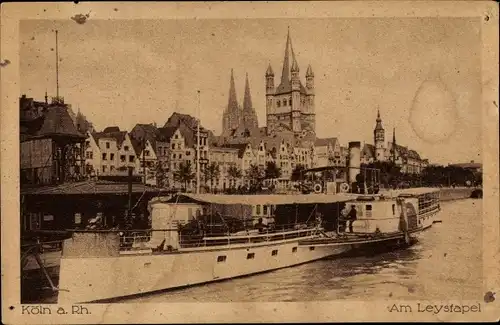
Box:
[347,205,357,233]
[254,218,268,233]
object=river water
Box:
[131,199,483,303]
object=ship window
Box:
[247,253,255,260]
[272,250,278,256]
[292,247,297,253]
[217,255,226,263]
[309,246,315,251]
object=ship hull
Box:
[58,238,350,303]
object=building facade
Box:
[360,110,428,174]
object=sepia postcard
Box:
[1,1,499,323]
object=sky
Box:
[20,18,482,165]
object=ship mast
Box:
[55,30,60,99]
[196,90,201,194]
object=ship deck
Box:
[298,228,423,247]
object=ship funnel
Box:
[348,141,361,188]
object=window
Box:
[120,155,126,162]
[86,151,93,159]
[110,166,115,172]
[366,205,372,211]
[102,165,107,172]
[171,144,175,150]
[129,156,135,163]
[392,204,395,215]
[247,253,255,260]
[173,154,176,159]
[277,100,281,107]
[106,142,110,149]
[177,144,181,149]
[217,255,226,263]
[309,246,315,251]
[110,153,114,161]
[124,145,129,151]
[186,151,190,156]
[272,250,278,256]
[102,153,107,160]
[263,205,268,215]
[174,134,179,139]
[145,150,150,157]
[179,154,182,159]
[256,205,261,215]
[292,247,298,253]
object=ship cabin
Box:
[347,195,420,235]
[138,193,357,252]
[392,188,441,216]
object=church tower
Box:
[374,109,385,161]
[265,28,315,137]
[222,69,241,136]
[242,73,259,132]
[305,64,315,133]
[290,38,301,133]
[265,63,275,132]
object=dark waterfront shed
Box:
[20,180,168,239]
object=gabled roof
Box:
[92,130,128,148]
[157,126,178,142]
[220,143,250,158]
[21,104,86,141]
[314,137,338,147]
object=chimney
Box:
[348,141,361,186]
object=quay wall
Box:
[438,187,477,202]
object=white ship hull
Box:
[58,238,350,303]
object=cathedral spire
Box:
[243,73,253,112]
[375,109,384,130]
[290,33,299,73]
[227,69,239,113]
[280,28,291,86]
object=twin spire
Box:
[226,69,253,113]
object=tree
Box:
[227,164,242,188]
[246,164,265,187]
[173,161,195,191]
[203,162,221,193]
[155,161,169,188]
[264,161,281,180]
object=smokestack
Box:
[348,141,361,186]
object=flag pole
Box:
[196,90,201,194]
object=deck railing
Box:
[117,223,320,251]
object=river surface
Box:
[129,199,483,302]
